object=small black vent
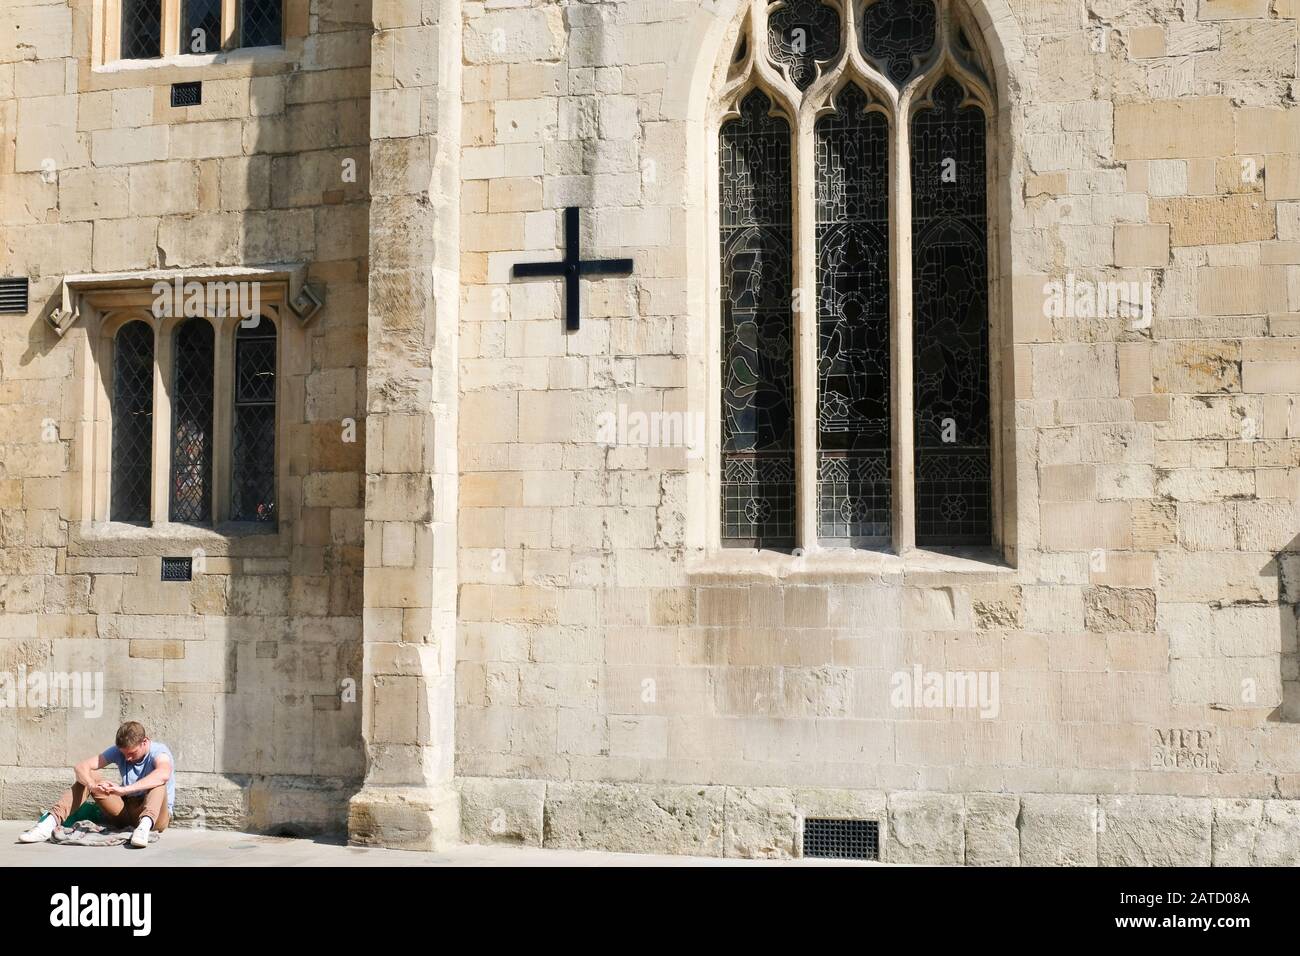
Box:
[0,278,29,314]
[171,81,202,107]
[161,557,193,581]
[803,818,880,861]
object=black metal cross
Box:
[511,206,634,331]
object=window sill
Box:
[686,546,1014,585]
[90,46,296,84]
[69,520,288,558]
[97,46,291,72]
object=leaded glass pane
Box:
[241,0,283,48]
[170,319,214,524]
[767,0,840,92]
[861,0,937,86]
[231,319,277,523]
[815,85,891,544]
[911,76,991,545]
[182,0,223,54]
[720,90,795,549]
[111,321,155,523]
[121,0,162,60]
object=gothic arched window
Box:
[170,318,215,524]
[717,0,994,552]
[110,320,156,523]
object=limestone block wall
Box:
[0,0,371,831]
[455,0,1300,858]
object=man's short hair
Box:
[116,721,147,749]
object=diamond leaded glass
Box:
[911,77,990,545]
[720,90,795,548]
[182,0,222,54]
[231,319,277,523]
[170,319,214,524]
[767,0,841,92]
[121,0,162,59]
[111,321,155,523]
[861,0,937,86]
[241,0,283,48]
[815,85,891,544]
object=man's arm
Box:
[74,753,111,790]
[115,754,172,797]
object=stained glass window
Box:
[815,85,891,544]
[111,321,155,523]
[121,0,162,59]
[861,0,937,86]
[170,319,215,524]
[767,0,841,91]
[720,0,996,551]
[231,318,277,523]
[241,0,283,48]
[719,90,796,548]
[182,0,223,54]
[911,76,991,545]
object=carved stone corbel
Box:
[47,281,81,336]
[288,280,324,326]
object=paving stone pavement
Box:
[0,822,871,867]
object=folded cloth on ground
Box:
[50,820,160,846]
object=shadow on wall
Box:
[1267,533,1300,723]
[3,14,371,835]
[216,24,371,835]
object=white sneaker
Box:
[129,817,152,848]
[18,815,57,843]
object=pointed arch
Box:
[690,0,1019,559]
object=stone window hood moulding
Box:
[48,263,325,336]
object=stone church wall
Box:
[453,0,1300,862]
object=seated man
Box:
[19,720,175,849]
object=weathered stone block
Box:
[1097,795,1211,866]
[887,791,964,865]
[1083,587,1157,633]
[349,784,460,851]
[459,776,545,847]
[1115,99,1234,159]
[1019,794,1097,866]
[965,794,1020,866]
[544,782,725,856]
[725,787,797,859]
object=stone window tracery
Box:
[717,0,995,552]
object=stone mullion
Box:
[162,0,181,57]
[210,315,234,525]
[221,0,238,49]
[153,320,175,524]
[890,109,916,555]
[102,0,122,64]
[794,112,819,552]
